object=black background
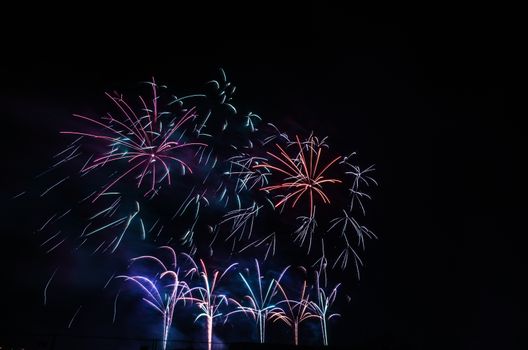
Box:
[0,3,519,350]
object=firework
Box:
[254,135,342,217]
[186,257,237,350]
[309,271,341,346]
[227,260,289,343]
[250,128,378,274]
[61,79,206,201]
[116,246,191,350]
[271,279,318,345]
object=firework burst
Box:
[255,135,342,217]
[61,78,206,201]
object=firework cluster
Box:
[116,247,339,350]
[24,70,378,348]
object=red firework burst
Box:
[61,79,206,201]
[254,135,342,216]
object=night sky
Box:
[0,4,518,350]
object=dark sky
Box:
[0,4,518,350]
